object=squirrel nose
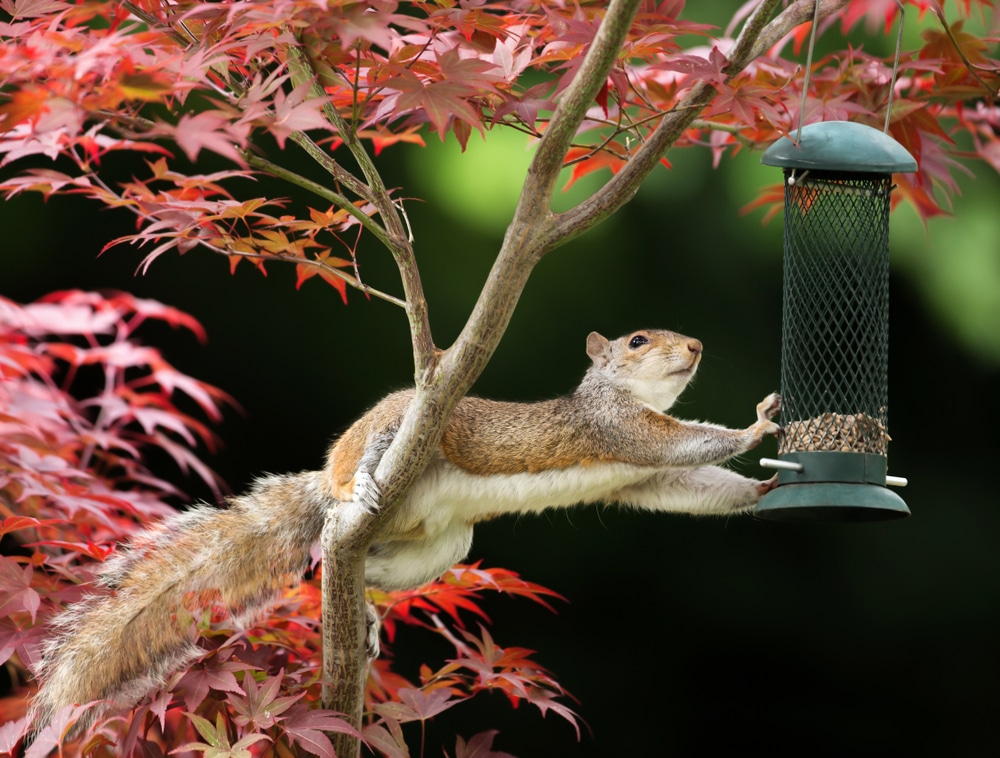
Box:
[687,340,703,356]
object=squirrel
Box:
[29,328,781,735]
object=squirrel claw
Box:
[353,470,382,513]
[756,474,779,497]
[366,602,381,660]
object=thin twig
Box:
[243,150,391,247]
[287,133,378,206]
[207,246,407,308]
[689,119,760,148]
[87,168,405,308]
[121,1,194,45]
[286,41,435,376]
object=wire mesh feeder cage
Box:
[754,121,916,522]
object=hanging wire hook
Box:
[795,0,823,145]
[884,0,906,134]
[796,1,906,140]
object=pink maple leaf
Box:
[171,111,250,166]
[266,82,331,148]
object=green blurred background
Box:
[4,18,1000,754]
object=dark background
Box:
[4,22,1000,756]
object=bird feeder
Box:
[754,121,916,522]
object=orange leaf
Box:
[0,85,49,130]
[740,183,786,225]
[561,147,626,191]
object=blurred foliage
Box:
[892,178,1000,366]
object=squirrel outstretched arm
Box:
[30,329,780,733]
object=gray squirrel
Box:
[30,328,781,732]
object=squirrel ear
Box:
[586,332,611,366]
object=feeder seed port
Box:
[759,458,908,488]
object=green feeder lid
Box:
[762,121,917,173]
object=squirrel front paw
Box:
[756,392,781,423]
[748,393,781,446]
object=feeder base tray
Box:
[753,481,910,523]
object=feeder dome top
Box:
[761,121,917,173]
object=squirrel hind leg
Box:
[610,466,764,516]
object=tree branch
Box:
[436,0,646,377]
[348,0,650,521]
[286,131,379,207]
[320,509,368,754]
[507,0,644,234]
[749,0,852,62]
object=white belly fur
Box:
[363,460,657,589]
[363,459,760,589]
[403,459,663,535]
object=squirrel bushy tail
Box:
[30,470,330,734]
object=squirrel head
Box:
[586,329,702,411]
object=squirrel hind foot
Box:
[365,602,381,660]
[352,469,382,513]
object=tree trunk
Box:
[321,508,369,757]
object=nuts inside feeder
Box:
[781,412,890,455]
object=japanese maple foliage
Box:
[0,291,576,755]
[2,0,999,754]
[0,1,997,302]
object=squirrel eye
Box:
[628,335,649,349]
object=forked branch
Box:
[549,0,852,246]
